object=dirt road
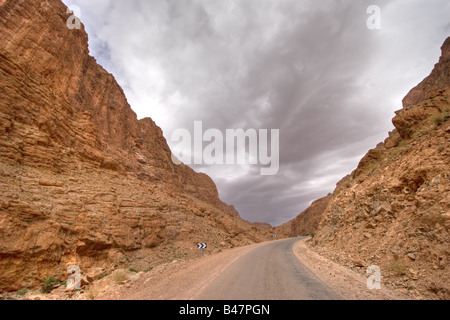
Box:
[98,237,410,300]
[100,238,346,300]
[196,238,341,300]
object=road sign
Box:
[197,243,207,256]
[197,243,207,249]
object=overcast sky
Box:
[63,0,449,226]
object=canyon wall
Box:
[309,37,450,299]
[275,195,332,237]
[0,0,272,292]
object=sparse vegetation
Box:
[438,146,445,153]
[98,272,109,280]
[41,276,64,293]
[389,259,408,276]
[368,166,377,177]
[309,231,316,238]
[129,268,138,273]
[112,270,128,284]
[431,112,449,126]
[397,137,409,148]
[17,288,28,296]
[85,286,99,300]
[403,127,413,139]
[143,267,152,273]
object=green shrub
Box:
[98,272,109,280]
[431,112,449,126]
[41,276,64,293]
[17,288,28,296]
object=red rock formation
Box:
[312,37,450,300]
[402,38,450,109]
[393,38,450,138]
[276,194,332,237]
[0,0,271,292]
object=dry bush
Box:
[389,259,408,276]
[86,286,99,300]
[112,270,129,284]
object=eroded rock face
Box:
[393,38,450,138]
[402,38,450,110]
[275,195,332,237]
[312,37,450,300]
[0,0,272,292]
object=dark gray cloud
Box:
[64,0,450,226]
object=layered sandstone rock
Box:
[0,0,272,292]
[310,38,450,300]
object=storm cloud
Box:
[63,0,450,226]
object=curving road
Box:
[196,237,341,300]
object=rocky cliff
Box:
[275,195,332,237]
[0,0,272,292]
[309,37,450,299]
